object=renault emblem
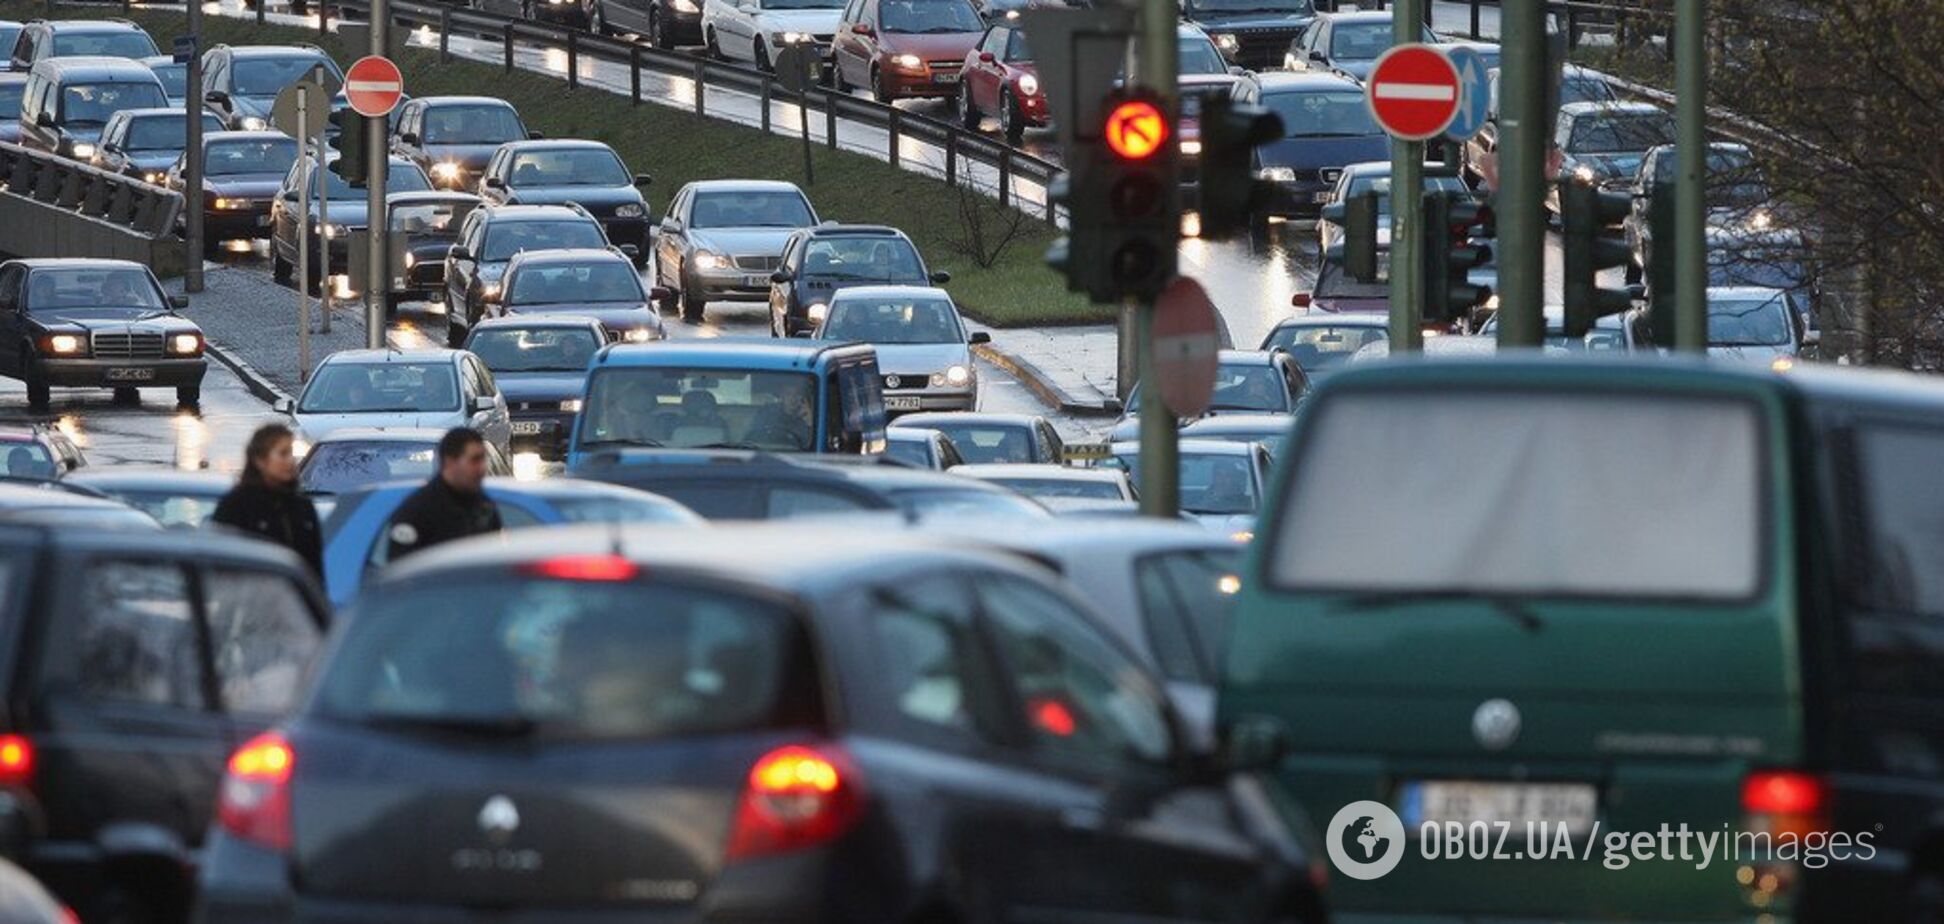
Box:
[1472,699,1521,751]
[478,795,520,842]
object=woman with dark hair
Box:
[211,423,323,579]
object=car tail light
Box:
[217,732,294,852]
[725,744,861,862]
[521,555,640,582]
[0,734,33,788]
[58,907,78,924]
[1028,697,1077,738]
[1742,769,1828,840]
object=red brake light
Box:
[1029,697,1077,738]
[0,734,33,788]
[1742,770,1827,839]
[217,732,294,852]
[725,744,861,862]
[521,555,640,582]
[59,907,79,924]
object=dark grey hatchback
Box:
[195,525,1327,924]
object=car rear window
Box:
[1267,390,1765,600]
[315,574,823,740]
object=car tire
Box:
[682,285,707,323]
[273,247,293,286]
[833,58,850,92]
[22,349,48,411]
[649,7,672,49]
[956,81,979,130]
[871,66,889,103]
[176,384,200,408]
[1000,89,1023,145]
[705,25,721,58]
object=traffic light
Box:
[1422,192,1494,325]
[1049,89,1180,303]
[1320,191,1380,283]
[328,108,369,188]
[1559,180,1635,337]
[1643,182,1678,348]
[1196,95,1282,240]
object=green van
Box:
[1223,356,1944,922]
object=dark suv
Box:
[0,523,329,924]
[198,44,343,132]
[768,224,946,337]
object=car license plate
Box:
[935,72,959,84]
[105,367,155,382]
[884,396,922,411]
[1399,781,1598,837]
[744,274,770,287]
[1311,191,1332,203]
[510,421,544,435]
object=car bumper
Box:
[882,387,975,414]
[880,66,963,99]
[205,203,274,239]
[395,262,448,298]
[663,6,703,42]
[1260,180,1335,219]
[602,216,652,254]
[693,267,775,301]
[33,356,208,388]
[510,410,576,457]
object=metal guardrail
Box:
[0,141,187,275]
[333,0,1063,221]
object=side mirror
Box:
[649,285,672,302]
[928,270,951,284]
[447,244,471,261]
[34,112,52,127]
[633,173,653,188]
[398,131,419,145]
[169,295,189,310]
[1308,49,1325,62]
[483,176,505,190]
[526,129,545,140]
[660,217,684,234]
[205,90,230,106]
[1290,292,1312,309]
[969,331,991,345]
[978,51,996,63]
[770,268,794,283]
[618,243,640,259]
[272,397,294,414]
[1220,714,1290,774]
[473,395,497,413]
[100,141,120,154]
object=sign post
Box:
[347,54,403,350]
[1367,38,1457,354]
[179,28,203,294]
[776,45,818,186]
[274,77,330,379]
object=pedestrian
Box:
[211,423,324,578]
[384,427,503,561]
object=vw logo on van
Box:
[1471,699,1521,751]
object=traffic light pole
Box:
[1673,0,1706,352]
[1387,0,1423,354]
[1134,0,1177,519]
[1494,0,1543,348]
[365,0,391,350]
[184,3,205,294]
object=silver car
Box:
[654,179,819,322]
[813,285,987,414]
[278,348,513,457]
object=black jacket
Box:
[385,476,503,561]
[211,481,324,578]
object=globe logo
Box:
[1324,800,1406,880]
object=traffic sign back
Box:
[1151,277,1221,419]
[272,78,331,141]
[1443,44,1492,141]
[1366,44,1461,141]
[344,55,404,118]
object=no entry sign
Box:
[1151,277,1222,419]
[344,55,404,118]
[1365,44,1461,141]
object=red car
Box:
[956,20,1049,143]
[832,0,987,101]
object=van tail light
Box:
[725,744,861,862]
[1741,769,1828,840]
[0,734,33,789]
[521,555,640,582]
[58,907,79,924]
[217,732,294,853]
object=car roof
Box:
[1257,71,1363,93]
[66,468,234,492]
[0,517,308,565]
[1707,285,1788,300]
[1218,349,1283,366]
[318,348,463,365]
[1111,438,1255,457]
[0,72,25,86]
[506,247,629,266]
[137,54,181,67]
[311,427,448,444]
[473,313,605,331]
[684,179,804,194]
[203,130,291,147]
[953,463,1120,481]
[592,338,871,370]
[34,56,159,79]
[388,190,481,205]
[802,223,908,239]
[1559,100,1664,118]
[828,284,951,302]
[479,204,596,222]
[415,95,516,108]
[0,427,49,442]
[1322,10,1393,23]
[891,412,1043,428]
[975,519,1237,559]
[1181,413,1293,433]
[117,107,208,119]
[38,18,146,32]
[11,257,149,271]
[497,138,616,153]
[223,44,329,58]
[1273,312,1388,329]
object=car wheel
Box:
[272,247,293,286]
[833,57,850,92]
[112,387,139,405]
[176,384,201,408]
[21,349,48,411]
[682,285,707,323]
[956,81,979,130]
[649,8,671,48]
[1000,89,1023,145]
[870,65,889,103]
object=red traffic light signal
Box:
[1104,99,1168,160]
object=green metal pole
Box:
[1388,0,1424,353]
[1673,0,1707,352]
[1495,0,1544,348]
[1134,0,1178,519]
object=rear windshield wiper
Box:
[361,714,540,737]
[1335,590,1545,633]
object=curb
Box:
[973,342,1119,418]
[205,339,295,409]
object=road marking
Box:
[1374,83,1457,101]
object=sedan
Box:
[493,248,666,345]
[655,179,818,323]
[90,107,224,184]
[0,258,205,409]
[1258,313,1388,381]
[278,348,513,455]
[464,315,609,460]
[813,286,986,414]
[392,96,536,191]
[166,132,300,247]
[831,0,986,101]
[888,412,1063,464]
[1282,10,1433,82]
[196,525,1323,924]
[702,0,844,71]
[478,140,654,265]
[1249,73,1389,222]
[269,155,433,285]
[442,204,616,346]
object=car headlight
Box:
[560,398,583,413]
[942,363,971,387]
[69,142,95,159]
[894,53,924,69]
[168,333,203,355]
[1748,208,1774,230]
[693,250,727,270]
[614,203,645,218]
[143,171,166,184]
[404,251,416,269]
[213,197,247,210]
[40,333,84,355]
[1181,139,1203,156]
[776,31,808,44]
[1213,32,1238,52]
[1572,164,1597,184]
[671,0,699,12]
[1256,166,1296,182]
[806,301,828,323]
[481,282,501,299]
[291,437,310,458]
[430,161,463,183]
[319,222,348,239]
[1016,73,1039,96]
[239,116,268,131]
[1483,294,1501,311]
[622,327,656,343]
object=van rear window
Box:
[1266,390,1765,600]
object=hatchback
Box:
[278,349,513,456]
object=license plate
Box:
[1399,781,1598,837]
[935,72,959,84]
[105,367,155,382]
[743,274,770,287]
[510,421,544,435]
[884,396,922,410]
[1311,191,1332,203]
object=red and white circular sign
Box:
[1151,277,1222,419]
[344,55,404,118]
[1365,44,1461,141]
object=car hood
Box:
[295,412,465,441]
[504,184,642,211]
[879,31,983,58]
[1334,59,1376,81]
[0,125,18,143]
[314,199,370,229]
[238,92,347,119]
[1707,344,1795,361]
[422,143,502,171]
[1258,134,1389,170]
[205,174,284,197]
[495,371,588,402]
[1190,511,1255,533]
[1312,296,1388,314]
[36,308,192,330]
[1569,152,1646,182]
[755,9,842,32]
[125,151,183,172]
[690,226,797,257]
[1190,12,1313,31]
[857,342,969,375]
[506,302,661,335]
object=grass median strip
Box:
[11,0,1110,326]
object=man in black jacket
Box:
[385,427,502,561]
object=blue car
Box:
[320,476,699,607]
[565,338,889,467]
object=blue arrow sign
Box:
[1443,45,1491,141]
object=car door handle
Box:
[1059,807,1103,832]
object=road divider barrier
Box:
[0,141,186,277]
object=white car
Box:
[702,0,844,71]
[814,285,987,414]
[953,463,1134,507]
[1105,438,1270,537]
[278,349,513,457]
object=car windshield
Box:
[314,575,819,740]
[879,0,984,34]
[1212,365,1289,411]
[820,296,960,344]
[1332,22,1397,59]
[1178,35,1228,75]
[1340,173,1470,211]
[482,221,609,262]
[1263,89,1378,137]
[579,368,820,452]
[1264,324,1388,372]
[1116,451,1259,515]
[146,63,186,98]
[232,56,340,97]
[298,440,438,494]
[1707,295,1793,347]
[298,362,462,413]
[112,489,219,527]
[310,163,431,199]
[207,137,296,175]
[390,200,471,234]
[0,81,23,119]
[124,113,225,151]
[1313,255,1389,299]
[60,82,166,127]
[799,236,924,282]
[894,488,1048,520]
[1187,0,1311,11]
[995,477,1123,500]
[690,190,814,229]
[469,326,603,373]
[1568,112,1676,154]
[507,262,643,305]
[0,442,56,479]
[927,424,1032,463]
[508,149,629,187]
[50,31,157,59]
[1708,249,1808,291]
[420,104,526,145]
[26,267,164,311]
[1561,74,1617,106]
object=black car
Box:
[165,131,299,247]
[89,106,225,184]
[391,96,537,191]
[463,314,608,458]
[0,259,206,409]
[0,522,329,924]
[442,204,615,345]
[269,155,433,285]
[768,224,946,337]
[492,247,666,345]
[478,140,654,266]
[590,0,704,48]
[194,524,1324,924]
[198,44,344,132]
[380,190,481,313]
[1183,0,1314,71]
[1250,71,1388,221]
[574,450,1048,520]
